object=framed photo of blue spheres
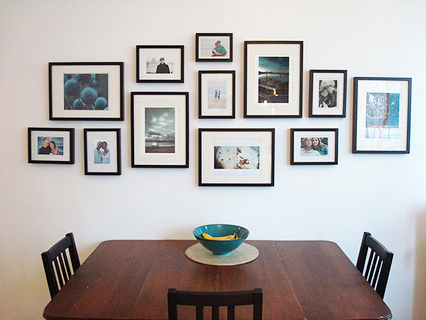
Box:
[49,62,124,121]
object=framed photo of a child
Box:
[196,33,233,62]
[198,70,235,118]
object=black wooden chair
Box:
[168,288,263,320]
[41,232,81,298]
[356,231,393,299]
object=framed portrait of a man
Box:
[136,45,184,83]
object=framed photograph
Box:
[195,33,233,62]
[136,45,184,83]
[49,62,124,121]
[353,77,412,153]
[244,41,303,118]
[309,70,347,118]
[28,127,75,164]
[84,128,121,175]
[198,70,235,119]
[290,128,338,165]
[131,92,189,168]
[199,128,275,187]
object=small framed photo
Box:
[136,45,184,83]
[290,128,338,165]
[28,127,75,164]
[199,128,275,187]
[49,62,124,121]
[198,70,235,119]
[196,33,233,62]
[84,128,121,175]
[353,77,412,153]
[244,41,303,118]
[309,70,347,118]
[131,92,189,168]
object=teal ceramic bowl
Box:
[193,224,249,256]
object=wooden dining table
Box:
[43,240,392,320]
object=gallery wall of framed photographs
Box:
[29,33,412,186]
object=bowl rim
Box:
[193,224,249,241]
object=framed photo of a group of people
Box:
[198,128,275,187]
[28,127,75,164]
[290,128,338,165]
[244,41,303,118]
[131,92,189,168]
[49,62,124,121]
[84,128,122,175]
[195,33,233,62]
[352,77,412,154]
[198,70,235,119]
[136,45,184,83]
[309,70,347,118]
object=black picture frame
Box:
[49,62,124,121]
[290,128,338,165]
[84,128,122,175]
[136,45,184,83]
[195,33,233,62]
[28,127,75,164]
[198,70,235,119]
[353,77,412,154]
[309,70,347,118]
[244,41,303,118]
[199,128,275,187]
[131,92,189,168]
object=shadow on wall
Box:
[412,211,426,319]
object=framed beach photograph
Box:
[49,62,124,121]
[28,127,75,164]
[244,41,303,118]
[198,70,235,119]
[136,45,184,83]
[84,128,121,175]
[353,77,412,153]
[198,128,275,187]
[309,70,347,118]
[131,92,189,168]
[290,128,338,165]
[196,33,233,62]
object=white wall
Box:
[1,1,425,319]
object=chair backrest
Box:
[168,288,262,320]
[356,232,393,299]
[41,232,80,299]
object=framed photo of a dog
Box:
[198,128,275,187]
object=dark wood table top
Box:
[43,240,392,320]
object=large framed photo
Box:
[49,62,124,121]
[131,92,189,168]
[309,70,347,118]
[28,127,75,164]
[199,128,275,187]
[290,128,338,165]
[136,45,184,83]
[353,77,412,154]
[195,33,233,62]
[84,128,121,175]
[244,41,303,118]
[198,70,235,119]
